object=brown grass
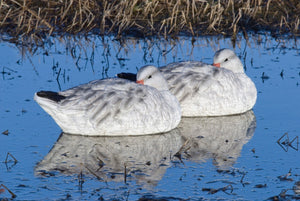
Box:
[0,0,299,43]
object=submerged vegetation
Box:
[0,0,300,44]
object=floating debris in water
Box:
[202,184,233,195]
[173,138,190,164]
[78,171,84,191]
[277,132,299,152]
[0,184,17,198]
[267,188,300,200]
[84,165,102,181]
[1,67,18,78]
[280,70,284,79]
[38,170,55,177]
[278,169,293,181]
[294,181,300,194]
[124,163,127,184]
[2,130,9,135]
[240,173,250,186]
[261,72,270,83]
[254,184,267,188]
[96,157,104,171]
[4,152,18,171]
[5,152,18,164]
[17,184,28,188]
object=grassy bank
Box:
[0,0,299,42]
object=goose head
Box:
[213,49,244,73]
[136,65,169,91]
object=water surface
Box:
[1,35,300,200]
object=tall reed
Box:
[0,0,299,42]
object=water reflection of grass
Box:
[1,0,299,43]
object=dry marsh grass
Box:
[0,0,299,43]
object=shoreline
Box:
[0,0,299,42]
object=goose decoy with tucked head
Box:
[34,65,181,136]
[118,48,257,117]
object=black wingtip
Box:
[36,91,66,102]
[117,72,137,82]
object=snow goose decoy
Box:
[118,48,257,117]
[34,65,181,136]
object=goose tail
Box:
[35,91,66,102]
[116,72,137,81]
[34,91,66,115]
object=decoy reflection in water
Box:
[35,129,182,187]
[177,110,256,170]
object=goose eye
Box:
[224,58,229,62]
[148,75,152,79]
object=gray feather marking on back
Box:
[166,73,177,81]
[106,91,116,98]
[113,97,123,105]
[124,96,133,109]
[136,88,144,95]
[89,94,105,106]
[114,109,121,117]
[179,93,190,102]
[213,67,220,76]
[173,83,186,96]
[91,101,109,120]
[96,112,111,126]
[84,91,96,101]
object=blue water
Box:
[1,35,300,200]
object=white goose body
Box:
[159,49,257,116]
[34,66,181,136]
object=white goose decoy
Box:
[34,65,181,136]
[118,48,257,116]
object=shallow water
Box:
[1,35,300,200]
